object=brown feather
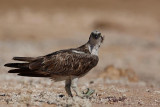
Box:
[40,50,98,76]
[13,57,37,62]
[5,43,99,78]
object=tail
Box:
[5,56,39,68]
[5,64,50,77]
[13,57,36,62]
[4,56,50,77]
[7,69,50,77]
[4,63,29,69]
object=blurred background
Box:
[0,0,160,87]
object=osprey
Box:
[4,31,104,97]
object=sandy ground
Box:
[0,0,160,106]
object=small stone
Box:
[90,81,94,84]
[138,101,144,105]
[146,89,151,92]
[59,94,65,98]
[119,96,127,102]
[0,93,5,96]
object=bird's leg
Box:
[65,79,73,97]
[71,77,95,98]
[71,78,83,97]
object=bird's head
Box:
[88,30,104,47]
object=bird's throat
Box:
[88,44,99,56]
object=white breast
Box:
[88,45,99,56]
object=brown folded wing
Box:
[30,51,99,76]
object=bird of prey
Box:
[4,31,104,97]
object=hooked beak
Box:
[101,35,104,43]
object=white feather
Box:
[72,50,85,54]
[88,45,99,56]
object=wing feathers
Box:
[8,68,50,77]
[13,57,36,62]
[5,49,99,78]
[4,63,29,69]
[8,69,30,73]
[29,58,43,70]
[18,73,50,77]
[41,52,99,76]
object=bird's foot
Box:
[81,88,95,98]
